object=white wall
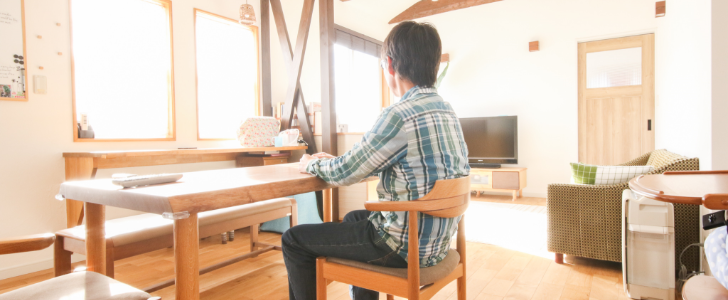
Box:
[410,0,660,197]
[712,0,728,171]
[655,0,714,170]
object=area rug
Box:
[464,201,550,258]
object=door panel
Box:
[579,34,655,165]
[613,96,642,164]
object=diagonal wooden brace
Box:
[270,0,317,154]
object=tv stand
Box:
[469,163,502,169]
[469,167,527,201]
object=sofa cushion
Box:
[0,271,153,300]
[570,163,653,185]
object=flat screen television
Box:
[459,116,518,167]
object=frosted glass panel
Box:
[586,47,642,88]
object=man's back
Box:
[368,86,470,267]
[306,86,469,267]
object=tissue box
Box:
[237,117,281,147]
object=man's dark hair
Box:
[382,21,442,87]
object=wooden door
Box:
[578,34,655,165]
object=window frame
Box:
[193,9,261,141]
[331,25,391,136]
[69,0,177,142]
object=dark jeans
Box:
[282,210,408,300]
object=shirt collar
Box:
[399,86,438,102]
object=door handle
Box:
[648,119,652,131]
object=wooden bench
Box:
[54,198,297,292]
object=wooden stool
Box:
[682,275,728,300]
[0,234,158,300]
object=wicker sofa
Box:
[547,149,700,271]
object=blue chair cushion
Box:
[260,192,322,233]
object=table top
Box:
[629,171,728,205]
[62,145,308,159]
[59,163,332,215]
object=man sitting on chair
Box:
[283,21,470,300]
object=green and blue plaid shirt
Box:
[306,86,470,267]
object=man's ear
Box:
[387,57,396,76]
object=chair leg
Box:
[387,294,394,300]
[105,246,115,278]
[221,232,228,244]
[457,276,466,300]
[53,235,72,277]
[316,258,327,300]
[250,224,259,252]
[555,253,564,264]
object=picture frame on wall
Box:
[0,0,29,101]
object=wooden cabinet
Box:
[236,155,290,167]
[470,167,527,201]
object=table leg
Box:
[323,188,333,222]
[85,202,106,274]
[174,213,200,300]
[65,157,97,228]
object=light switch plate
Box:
[336,124,348,133]
[33,75,47,94]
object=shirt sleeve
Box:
[305,108,407,186]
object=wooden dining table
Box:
[58,163,338,300]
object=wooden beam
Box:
[280,0,315,130]
[270,0,317,154]
[389,0,502,24]
[320,0,339,222]
[260,0,272,116]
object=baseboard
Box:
[0,254,84,281]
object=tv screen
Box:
[459,116,518,165]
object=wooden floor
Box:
[0,195,631,300]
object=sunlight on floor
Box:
[465,201,553,260]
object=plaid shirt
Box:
[306,86,470,267]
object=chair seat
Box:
[0,271,153,300]
[57,198,294,246]
[682,275,728,300]
[327,249,460,286]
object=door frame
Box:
[578,34,655,164]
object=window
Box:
[195,10,259,140]
[70,0,175,140]
[334,26,385,133]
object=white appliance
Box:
[622,189,676,300]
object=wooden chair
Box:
[0,234,158,300]
[316,177,470,300]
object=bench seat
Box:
[55,198,297,280]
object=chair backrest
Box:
[0,233,55,255]
[419,177,471,218]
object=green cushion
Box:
[570,163,653,185]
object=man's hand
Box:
[299,153,336,173]
[312,152,336,159]
[299,154,315,173]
